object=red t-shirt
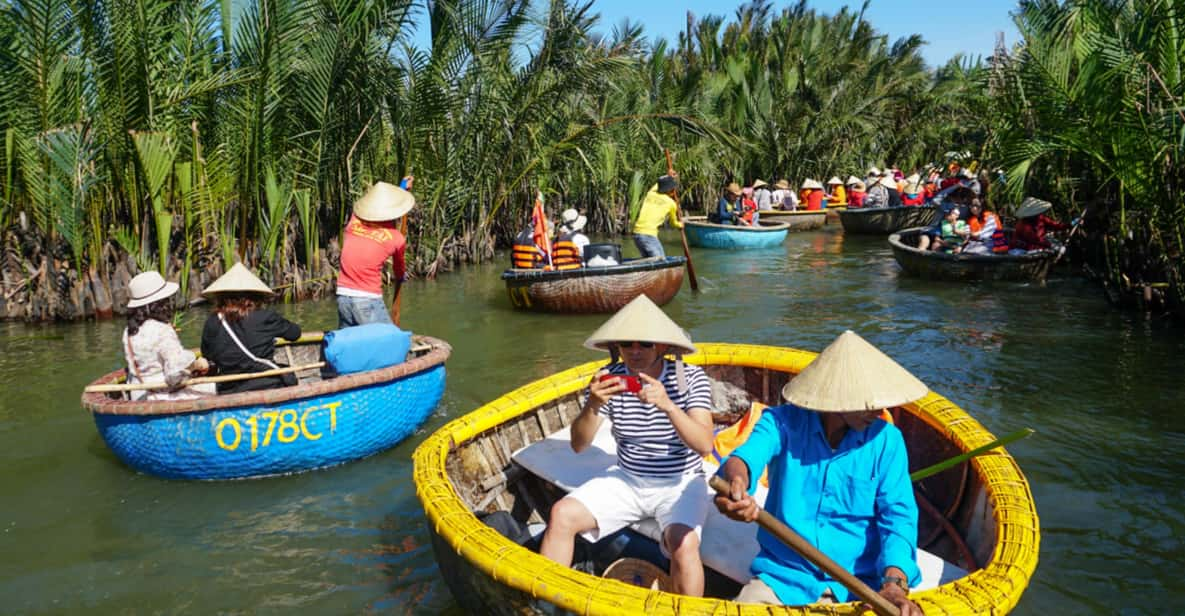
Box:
[337,216,406,296]
[804,190,824,211]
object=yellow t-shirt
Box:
[632,187,682,236]
[829,185,847,206]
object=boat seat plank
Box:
[512,420,967,590]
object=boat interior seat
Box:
[512,420,968,591]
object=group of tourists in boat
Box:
[534,295,925,614]
[118,178,419,401]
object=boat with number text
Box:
[413,342,1039,615]
[82,334,450,480]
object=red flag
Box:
[531,191,552,269]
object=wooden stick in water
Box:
[84,362,325,393]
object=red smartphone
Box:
[599,373,642,393]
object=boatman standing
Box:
[632,174,682,258]
[336,178,415,327]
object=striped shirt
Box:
[595,361,713,477]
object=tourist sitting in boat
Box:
[772,179,798,210]
[337,179,415,327]
[916,186,975,251]
[121,271,214,401]
[200,263,303,394]
[740,185,759,224]
[512,218,553,269]
[713,330,924,615]
[824,177,847,207]
[800,179,824,210]
[900,174,926,206]
[712,182,749,225]
[552,208,589,270]
[863,175,899,209]
[930,207,970,253]
[539,295,714,597]
[633,174,683,256]
[845,177,866,208]
[752,179,773,213]
[964,199,1008,255]
[1009,197,1070,254]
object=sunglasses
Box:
[618,341,655,349]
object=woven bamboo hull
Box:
[501,257,684,313]
[840,206,939,234]
[683,217,790,249]
[754,210,826,231]
[413,343,1039,615]
[890,228,1058,283]
[825,207,844,223]
[82,336,450,480]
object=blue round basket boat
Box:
[81,335,450,480]
[682,216,790,249]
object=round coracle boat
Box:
[682,216,790,249]
[753,210,826,231]
[890,227,1060,283]
[501,256,684,313]
[83,334,450,480]
[839,206,939,234]
[413,342,1039,615]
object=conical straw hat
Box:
[827,176,843,185]
[752,179,768,189]
[878,175,898,189]
[603,557,672,591]
[1015,197,1052,219]
[584,295,695,355]
[353,181,416,222]
[801,179,823,190]
[201,262,275,298]
[845,175,861,186]
[782,330,928,412]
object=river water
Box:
[2,227,1182,614]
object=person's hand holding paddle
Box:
[874,569,923,616]
[713,457,759,522]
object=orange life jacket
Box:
[511,229,543,269]
[551,232,582,270]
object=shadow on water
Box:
[1,227,1183,614]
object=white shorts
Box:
[567,467,710,547]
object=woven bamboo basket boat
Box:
[83,334,450,480]
[890,228,1059,283]
[414,343,1039,615]
[682,216,790,249]
[502,256,685,313]
[840,206,939,234]
[752,210,826,231]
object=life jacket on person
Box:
[987,213,1008,253]
[550,232,582,270]
[741,197,758,224]
[511,228,543,269]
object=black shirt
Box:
[200,309,302,394]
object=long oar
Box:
[707,475,899,616]
[664,148,699,291]
[84,362,325,393]
[391,175,413,325]
[910,427,1035,482]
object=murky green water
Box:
[2,227,1182,614]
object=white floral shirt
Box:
[122,320,210,401]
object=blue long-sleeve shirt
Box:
[727,404,920,604]
[716,196,742,224]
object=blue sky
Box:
[572,1,1019,68]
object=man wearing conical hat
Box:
[1010,196,1071,254]
[540,295,714,597]
[714,331,924,615]
[336,178,416,327]
[632,173,684,258]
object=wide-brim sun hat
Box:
[657,174,680,193]
[782,330,928,412]
[752,179,768,189]
[127,271,180,309]
[845,175,862,186]
[827,176,843,185]
[1015,197,1052,219]
[560,208,587,232]
[353,181,416,222]
[725,182,743,197]
[583,294,695,355]
[201,262,275,299]
[801,179,824,190]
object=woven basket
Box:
[602,558,671,591]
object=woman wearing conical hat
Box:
[200,263,303,394]
[714,330,924,614]
[845,176,867,208]
[336,178,416,327]
[800,179,825,211]
[824,177,847,208]
[540,295,714,597]
[1010,197,1071,253]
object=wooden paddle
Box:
[85,362,325,393]
[664,149,699,291]
[391,175,413,326]
[708,475,900,616]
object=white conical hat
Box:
[201,262,274,298]
[583,295,695,355]
[782,330,928,412]
[904,174,923,193]
[827,176,843,185]
[1015,197,1052,218]
[801,179,823,190]
[752,179,768,189]
[867,166,882,177]
[878,175,898,189]
[353,181,416,222]
[845,175,861,185]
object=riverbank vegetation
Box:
[0,0,1182,321]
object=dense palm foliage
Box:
[987,0,1185,315]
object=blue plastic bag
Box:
[323,323,412,375]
